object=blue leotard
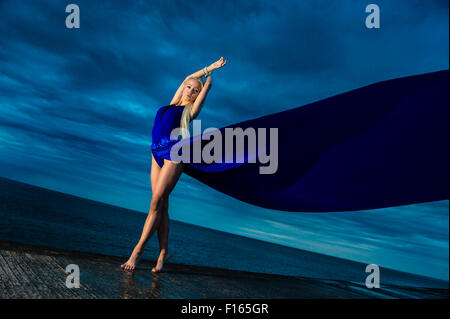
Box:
[151,104,185,167]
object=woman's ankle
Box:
[133,245,144,256]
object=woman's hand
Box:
[209,57,227,71]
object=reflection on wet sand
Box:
[120,267,164,299]
[1,241,447,299]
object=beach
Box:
[1,240,447,299]
[0,177,448,299]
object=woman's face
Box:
[183,79,202,102]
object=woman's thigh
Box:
[151,155,170,209]
[153,159,184,199]
[151,154,162,192]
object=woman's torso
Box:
[151,105,185,149]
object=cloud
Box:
[0,0,448,279]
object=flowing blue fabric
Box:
[171,70,449,212]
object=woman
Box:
[121,57,227,273]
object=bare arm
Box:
[186,57,227,78]
[190,75,212,120]
[169,72,209,105]
[190,57,227,119]
[170,65,213,105]
[170,57,227,109]
[170,77,188,105]
[186,66,212,79]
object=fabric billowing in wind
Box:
[173,70,449,212]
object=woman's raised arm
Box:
[189,57,226,119]
[170,71,207,105]
[170,77,188,105]
[170,57,227,107]
[186,56,226,79]
[190,75,212,120]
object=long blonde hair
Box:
[176,77,204,139]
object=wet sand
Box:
[0,241,447,299]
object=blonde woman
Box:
[121,57,227,273]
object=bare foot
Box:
[151,251,171,273]
[121,249,143,271]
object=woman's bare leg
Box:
[157,196,169,252]
[121,159,183,271]
[121,154,161,270]
[152,196,171,273]
[153,159,169,259]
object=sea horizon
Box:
[0,176,447,289]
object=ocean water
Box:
[0,176,447,289]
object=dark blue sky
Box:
[0,0,448,280]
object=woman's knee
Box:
[150,192,165,213]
